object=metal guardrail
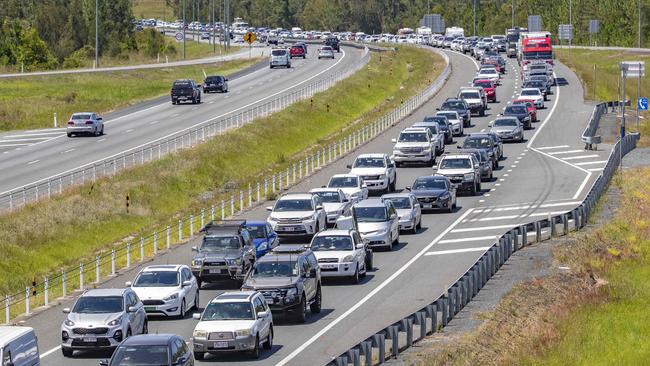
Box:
[0,47,372,213]
[1,45,452,324]
[325,107,640,366]
[581,100,632,150]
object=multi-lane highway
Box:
[0,45,365,198]
[21,45,610,366]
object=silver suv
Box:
[434,153,481,196]
[61,288,147,357]
[266,193,327,238]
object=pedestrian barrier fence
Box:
[1,46,451,324]
[325,104,639,366]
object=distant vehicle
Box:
[203,75,228,93]
[347,153,397,194]
[126,265,199,318]
[289,45,306,59]
[518,88,545,109]
[61,288,148,357]
[391,127,437,167]
[410,122,445,155]
[457,88,486,116]
[476,68,500,85]
[200,32,211,40]
[191,291,273,359]
[381,192,422,234]
[525,77,552,97]
[461,133,499,169]
[310,228,371,282]
[445,26,464,38]
[423,115,453,144]
[472,79,497,103]
[0,326,40,366]
[506,42,517,58]
[489,116,524,143]
[436,110,463,136]
[171,79,202,104]
[439,98,471,127]
[512,99,538,122]
[309,188,353,227]
[241,246,322,323]
[270,48,291,68]
[458,148,493,181]
[325,37,340,52]
[266,192,327,238]
[99,334,193,366]
[244,221,279,257]
[66,112,104,137]
[318,46,335,59]
[406,175,457,213]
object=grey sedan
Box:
[67,112,104,137]
[318,46,335,59]
[489,117,524,143]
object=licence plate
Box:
[409,155,416,158]
[321,264,336,269]
[83,336,97,343]
[209,269,224,274]
[213,341,229,348]
[144,306,156,312]
[423,204,433,208]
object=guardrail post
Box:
[400,318,414,347]
[513,229,520,251]
[573,209,580,230]
[387,325,399,357]
[190,215,195,237]
[311,154,315,173]
[239,190,244,212]
[95,256,100,283]
[166,226,171,249]
[348,349,360,366]
[5,295,9,324]
[426,303,437,333]
[272,175,276,192]
[549,214,557,237]
[221,200,226,220]
[211,205,215,222]
[360,340,373,366]
[230,195,235,216]
[201,208,205,228]
[415,311,427,339]
[126,243,131,268]
[44,277,49,307]
[562,214,569,235]
[447,288,456,318]
[535,221,542,242]
[140,237,145,262]
[111,249,116,275]
[248,185,253,207]
[25,287,29,316]
[471,265,479,297]
[153,232,158,255]
[521,225,528,246]
[372,333,385,364]
[62,269,67,297]
[79,263,84,291]
[179,220,183,241]
[279,173,283,191]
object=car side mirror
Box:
[99,360,109,366]
[343,198,349,202]
[266,206,273,211]
[391,138,397,143]
[316,205,323,210]
[191,246,198,252]
[63,308,71,314]
[256,311,269,318]
[457,145,462,149]
[435,108,440,111]
[309,268,317,277]
[405,186,411,191]
[193,313,201,320]
[127,306,138,313]
[356,243,365,249]
[97,117,103,120]
[346,164,352,169]
[488,122,493,127]
[388,163,395,168]
[182,280,192,287]
[125,281,132,287]
[390,214,398,220]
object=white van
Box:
[270,48,291,69]
[0,326,40,366]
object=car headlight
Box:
[393,149,401,155]
[226,258,242,266]
[64,319,75,327]
[107,316,123,326]
[341,255,354,262]
[191,259,203,267]
[464,173,475,181]
[258,242,268,251]
[301,215,314,221]
[379,173,387,180]
[236,329,252,337]
[286,287,298,297]
[524,116,530,121]
[193,330,207,338]
[163,293,179,302]
[267,216,278,223]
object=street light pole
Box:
[183,0,186,60]
[512,0,515,28]
[639,0,642,48]
[473,0,477,36]
[95,0,99,68]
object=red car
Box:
[472,79,497,103]
[289,45,306,59]
[512,99,538,122]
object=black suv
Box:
[171,79,201,105]
[439,98,471,127]
[460,133,500,169]
[203,75,228,93]
[190,220,256,287]
[241,245,322,323]
[503,104,532,129]
[325,37,340,52]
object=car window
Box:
[171,338,185,363]
[439,158,472,169]
[328,176,359,188]
[127,293,137,307]
[301,258,310,275]
[182,268,191,281]
[2,348,11,366]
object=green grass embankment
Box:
[0,46,444,296]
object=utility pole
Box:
[512,0,515,28]
[569,0,573,47]
[639,0,642,48]
[212,0,216,53]
[197,0,200,43]
[225,0,230,50]
[95,0,99,68]
[473,0,477,36]
[183,0,186,60]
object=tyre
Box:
[94,127,100,137]
[310,286,322,313]
[177,299,186,319]
[294,295,307,323]
[416,219,422,230]
[352,266,360,284]
[389,178,396,192]
[67,133,72,137]
[142,319,148,334]
[61,347,74,357]
[192,97,196,104]
[194,291,200,310]
[470,183,477,196]
[197,279,203,289]
[194,352,205,361]
[263,328,273,350]
[126,328,132,339]
[100,125,104,135]
[476,182,482,194]
[480,108,485,117]
[365,250,373,270]
[250,335,260,359]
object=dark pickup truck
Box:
[325,37,340,52]
[171,79,202,105]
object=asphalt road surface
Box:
[26,48,607,366]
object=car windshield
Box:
[272,50,287,56]
[494,119,518,127]
[354,206,388,222]
[172,82,191,88]
[201,302,254,320]
[201,236,241,251]
[414,124,438,135]
[71,114,92,120]
[328,176,358,188]
[442,101,464,110]
[440,158,471,169]
[312,191,341,203]
[251,260,298,277]
[398,132,427,142]
[505,106,527,114]
[133,271,179,287]
[274,199,313,211]
[353,157,385,168]
[311,235,353,251]
[438,112,457,120]
[384,197,411,209]
[110,345,170,366]
[521,89,539,96]
[479,69,496,74]
[473,80,491,87]
[206,76,222,82]
[527,81,544,87]
[412,179,447,190]
[245,225,266,239]
[73,296,123,314]
[530,75,547,81]
[460,92,480,99]
[464,137,491,148]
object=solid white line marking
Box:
[507,169,512,172]
[27,159,39,165]
[275,208,475,366]
[479,199,485,203]
[588,167,604,172]
[466,210,569,222]
[0,137,51,142]
[563,154,600,160]
[452,224,524,233]
[547,149,584,155]
[0,143,31,147]
[425,247,492,256]
[39,345,61,359]
[62,148,75,154]
[473,200,583,212]
[439,236,496,244]
[6,131,64,137]
[97,138,106,142]
[574,160,608,166]
[149,120,159,125]
[124,129,134,134]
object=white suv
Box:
[347,153,397,194]
[391,127,437,167]
[434,154,482,196]
[266,193,327,237]
[309,229,373,283]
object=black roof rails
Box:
[200,220,247,232]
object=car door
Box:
[182,267,197,305]
[253,296,270,339]
[387,203,399,239]
[128,292,146,334]
[266,223,279,250]
[299,258,315,300]
[410,195,421,223]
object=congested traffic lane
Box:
[0,44,362,197]
[30,47,593,366]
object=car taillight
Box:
[67,121,74,126]
[85,120,93,125]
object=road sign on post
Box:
[175,32,184,41]
[589,20,599,46]
[527,15,542,32]
[620,61,646,78]
[639,98,649,111]
[558,24,573,41]
[244,32,257,44]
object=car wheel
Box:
[100,125,104,135]
[61,347,74,357]
[194,291,200,310]
[310,285,322,313]
[476,182,482,194]
[295,295,307,323]
[390,178,396,192]
[197,279,203,289]
[365,249,374,269]
[194,352,205,361]
[470,183,477,196]
[94,127,100,137]
[178,299,186,319]
[410,219,418,234]
[416,218,422,230]
[480,108,485,117]
[126,328,132,339]
[263,328,273,350]
[67,133,72,137]
[142,319,148,334]
[352,265,360,284]
[192,97,196,104]
[250,335,260,359]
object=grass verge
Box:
[0,58,260,132]
[556,49,649,145]
[405,168,650,366]
[0,47,443,298]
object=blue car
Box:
[245,221,279,257]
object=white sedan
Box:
[476,67,500,85]
[518,88,545,109]
[127,264,199,318]
[310,229,372,283]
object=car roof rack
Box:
[270,244,309,254]
[201,220,246,232]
